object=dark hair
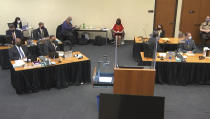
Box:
[38,22,44,26]
[185,32,190,36]
[116,18,121,25]
[15,17,20,22]
[49,35,55,39]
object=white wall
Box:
[0,0,155,40]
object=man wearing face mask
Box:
[13,17,22,30]
[200,16,210,46]
[6,24,23,44]
[9,38,30,60]
[61,16,78,43]
[35,22,49,40]
[179,32,197,53]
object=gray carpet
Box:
[0,42,210,119]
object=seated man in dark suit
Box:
[37,35,59,56]
[33,22,49,40]
[46,35,58,53]
[178,32,197,53]
[6,24,23,44]
[9,38,30,60]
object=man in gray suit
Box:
[37,35,58,56]
[178,32,197,53]
[9,38,30,60]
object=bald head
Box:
[15,38,22,46]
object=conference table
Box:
[0,40,63,69]
[10,51,91,94]
[140,52,210,85]
[133,37,181,61]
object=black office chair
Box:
[32,29,39,40]
[63,40,72,52]
[56,24,64,41]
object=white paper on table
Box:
[183,56,188,59]
[186,53,194,56]
[158,53,166,57]
[57,51,64,57]
[99,77,112,83]
[13,60,25,68]
[161,38,170,41]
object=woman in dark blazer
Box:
[154,24,165,38]
[13,17,22,30]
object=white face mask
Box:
[188,36,192,39]
[70,20,72,24]
[17,20,21,23]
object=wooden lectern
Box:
[113,68,156,96]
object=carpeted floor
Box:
[0,42,210,119]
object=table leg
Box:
[106,31,108,45]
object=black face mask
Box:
[41,26,44,29]
[16,43,21,46]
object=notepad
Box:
[13,60,25,68]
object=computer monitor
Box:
[99,93,165,119]
[7,23,14,27]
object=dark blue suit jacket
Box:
[9,45,30,60]
[6,30,23,39]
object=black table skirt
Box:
[10,60,91,94]
[0,49,10,69]
[0,47,39,70]
[139,61,210,85]
[133,42,178,61]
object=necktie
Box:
[17,46,25,59]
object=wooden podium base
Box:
[113,68,156,96]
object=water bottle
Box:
[83,23,86,29]
[169,52,172,61]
